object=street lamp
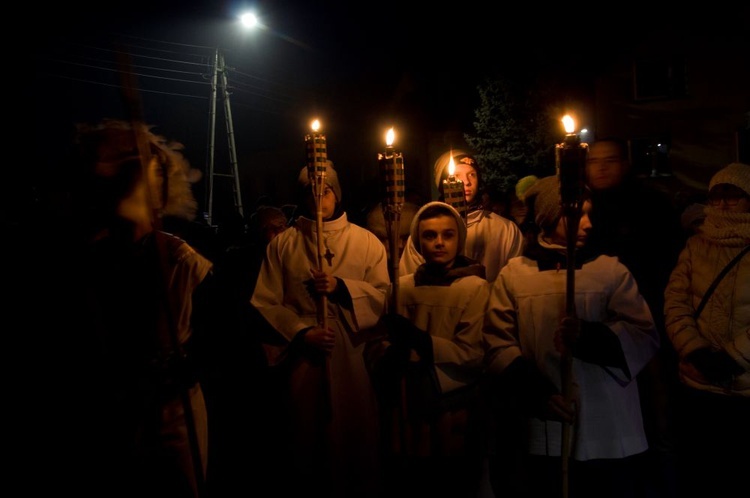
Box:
[204,12,261,228]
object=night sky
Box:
[30,1,748,223]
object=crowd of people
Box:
[28,118,749,498]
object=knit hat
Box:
[433,149,480,189]
[515,175,539,201]
[410,201,467,255]
[523,175,563,231]
[297,160,341,202]
[709,162,750,197]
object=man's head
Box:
[585,138,630,191]
[433,149,481,206]
[410,201,466,268]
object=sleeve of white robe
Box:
[599,260,661,383]
[431,277,489,375]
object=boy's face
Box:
[453,162,479,204]
[418,214,460,267]
[305,184,338,220]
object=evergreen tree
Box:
[465,75,561,198]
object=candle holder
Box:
[442,153,467,220]
[378,127,405,309]
[555,116,588,210]
[305,119,328,193]
[378,128,405,222]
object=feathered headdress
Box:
[72,118,202,221]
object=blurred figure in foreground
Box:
[57,119,214,498]
[664,162,750,498]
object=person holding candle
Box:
[366,201,490,498]
[399,149,524,283]
[482,175,659,498]
[250,162,390,498]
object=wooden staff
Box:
[555,117,588,498]
[305,120,333,417]
[378,128,408,452]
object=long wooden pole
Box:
[556,127,587,498]
[379,134,406,452]
[306,122,332,416]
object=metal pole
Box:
[205,48,219,227]
[219,51,244,219]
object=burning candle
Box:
[305,118,328,185]
[378,127,405,212]
[442,151,467,219]
[556,115,588,207]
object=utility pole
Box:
[205,48,244,228]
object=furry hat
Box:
[709,162,750,197]
[410,201,467,255]
[433,149,479,189]
[297,160,341,202]
[71,118,202,221]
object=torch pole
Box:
[305,126,330,331]
[379,129,408,454]
[556,125,587,498]
[314,169,329,332]
[306,124,332,419]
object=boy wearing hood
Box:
[369,201,490,498]
[399,150,524,283]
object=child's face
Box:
[305,184,338,220]
[550,199,593,248]
[418,214,460,267]
[453,162,479,205]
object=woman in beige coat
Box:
[663,162,750,497]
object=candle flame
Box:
[562,115,576,134]
[448,151,456,177]
[386,127,395,146]
[311,119,321,132]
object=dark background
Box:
[29,1,748,226]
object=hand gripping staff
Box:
[305,119,333,416]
